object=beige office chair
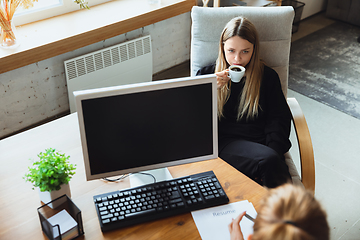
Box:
[201,0,282,7]
[190,6,315,192]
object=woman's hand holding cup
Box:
[216,66,245,89]
[216,70,230,89]
[228,65,245,83]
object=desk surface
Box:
[0,113,267,240]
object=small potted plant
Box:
[24,148,76,208]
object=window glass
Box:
[15,0,62,15]
[13,0,111,26]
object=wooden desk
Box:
[0,113,266,240]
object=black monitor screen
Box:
[75,75,218,180]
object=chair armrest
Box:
[287,98,315,193]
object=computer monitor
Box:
[74,74,218,183]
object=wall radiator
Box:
[64,35,153,113]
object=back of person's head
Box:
[252,184,329,240]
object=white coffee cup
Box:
[228,65,245,83]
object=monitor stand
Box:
[129,167,173,188]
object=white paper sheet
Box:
[47,209,78,238]
[191,200,257,240]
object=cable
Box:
[102,172,156,183]
[134,172,156,183]
[102,174,129,182]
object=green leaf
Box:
[24,148,76,192]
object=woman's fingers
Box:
[234,211,246,224]
[216,70,230,88]
[228,212,246,240]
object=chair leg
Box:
[202,0,210,7]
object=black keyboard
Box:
[93,171,229,232]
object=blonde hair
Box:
[216,17,263,121]
[252,184,329,240]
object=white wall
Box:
[0,12,191,139]
[300,0,327,19]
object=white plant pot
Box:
[38,183,71,209]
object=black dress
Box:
[197,64,292,188]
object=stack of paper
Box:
[47,209,78,240]
[191,200,257,240]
